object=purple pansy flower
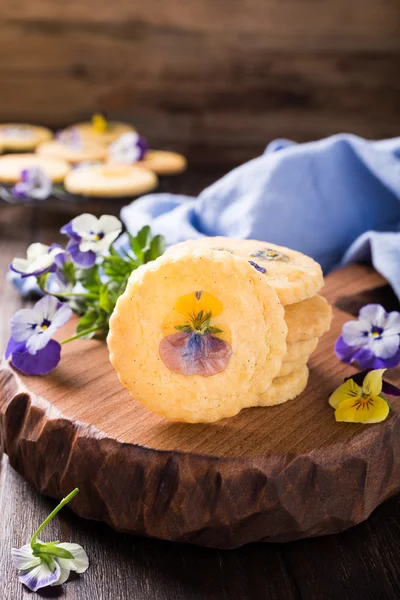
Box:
[6,295,72,375]
[55,127,82,148]
[10,243,66,278]
[61,213,122,267]
[335,304,400,370]
[108,132,148,164]
[12,167,52,200]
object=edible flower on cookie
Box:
[159,291,232,377]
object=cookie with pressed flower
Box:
[108,249,288,423]
[0,124,53,152]
[166,237,324,305]
[257,365,309,407]
[285,337,318,362]
[140,150,187,175]
[36,140,107,165]
[64,164,158,198]
[68,115,135,145]
[285,295,332,343]
[0,154,70,184]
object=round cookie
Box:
[285,295,332,343]
[0,154,70,184]
[285,337,318,362]
[166,237,324,305]
[108,249,288,423]
[277,355,309,378]
[0,124,52,152]
[140,150,187,175]
[68,120,135,145]
[257,366,309,407]
[37,140,107,165]
[64,164,158,198]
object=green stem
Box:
[60,326,104,344]
[30,488,79,548]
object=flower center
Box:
[40,318,51,331]
[370,326,384,339]
[352,395,374,410]
[89,231,104,242]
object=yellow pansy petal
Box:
[335,395,390,424]
[363,369,386,397]
[174,291,223,319]
[92,113,108,133]
[329,378,360,409]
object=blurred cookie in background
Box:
[0,124,53,152]
[64,163,158,198]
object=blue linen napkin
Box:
[120,134,400,299]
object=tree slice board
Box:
[0,265,399,549]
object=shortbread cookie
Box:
[69,118,135,145]
[37,140,107,164]
[64,164,158,198]
[277,355,309,378]
[0,154,70,183]
[285,295,332,343]
[108,249,287,423]
[285,337,318,362]
[0,124,52,152]
[257,365,309,407]
[140,150,187,175]
[166,237,324,305]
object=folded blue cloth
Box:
[120,134,400,299]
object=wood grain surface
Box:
[1,255,400,547]
[1,0,400,164]
[1,180,400,597]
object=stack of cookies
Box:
[0,118,187,198]
[108,239,332,423]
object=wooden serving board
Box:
[1,265,399,549]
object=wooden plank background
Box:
[0,0,399,165]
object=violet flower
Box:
[12,167,52,200]
[6,295,72,375]
[61,213,122,267]
[10,242,65,278]
[108,132,148,164]
[335,304,400,370]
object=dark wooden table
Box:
[1,171,399,600]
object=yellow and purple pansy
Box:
[250,248,289,261]
[329,369,394,424]
[159,291,232,377]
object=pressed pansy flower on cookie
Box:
[108,132,148,164]
[159,291,232,377]
[12,167,52,200]
[250,248,289,261]
[335,304,400,369]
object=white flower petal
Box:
[52,561,70,586]
[11,544,41,571]
[35,294,60,321]
[27,254,55,274]
[371,336,400,359]
[359,304,387,329]
[27,243,50,261]
[57,543,89,573]
[50,303,72,330]
[382,311,400,336]
[72,213,99,238]
[18,558,60,592]
[98,215,122,235]
[342,320,368,347]
[10,308,39,342]
[11,258,30,273]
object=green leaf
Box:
[99,284,113,313]
[144,235,165,262]
[76,310,101,338]
[76,265,101,292]
[62,261,77,286]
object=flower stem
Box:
[30,488,79,548]
[60,326,104,344]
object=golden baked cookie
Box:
[257,365,309,407]
[0,153,70,184]
[166,237,324,305]
[285,337,318,362]
[277,355,309,378]
[285,295,332,343]
[0,124,52,152]
[140,150,187,175]
[68,116,135,145]
[64,164,158,198]
[108,249,288,423]
[36,140,107,165]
